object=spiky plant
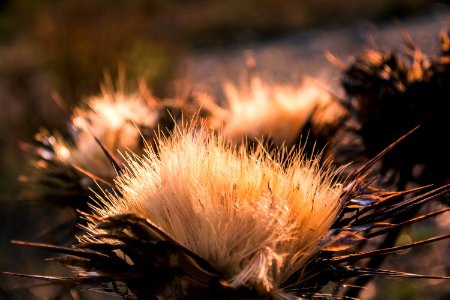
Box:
[195,73,347,161]
[7,123,450,299]
[20,73,182,210]
[339,30,450,190]
[327,29,450,298]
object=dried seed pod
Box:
[341,30,450,190]
[333,30,450,298]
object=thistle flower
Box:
[329,29,450,298]
[195,74,347,160]
[8,123,450,299]
[20,74,167,210]
[339,30,450,190]
[90,123,342,293]
[61,78,162,175]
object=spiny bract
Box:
[340,30,450,190]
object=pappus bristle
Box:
[56,80,158,179]
[88,123,343,295]
[18,74,164,223]
[196,75,346,152]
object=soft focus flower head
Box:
[55,75,159,179]
[88,122,343,294]
[195,74,347,162]
[19,72,171,213]
[340,30,450,191]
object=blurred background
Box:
[0,1,449,299]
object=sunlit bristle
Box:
[87,122,343,294]
[196,75,346,151]
[19,74,168,217]
[51,79,159,180]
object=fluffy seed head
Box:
[54,82,159,179]
[197,75,345,149]
[89,123,343,294]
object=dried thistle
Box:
[8,123,450,299]
[20,72,181,211]
[329,29,450,298]
[340,30,450,190]
[195,73,347,161]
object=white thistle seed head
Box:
[88,123,343,295]
[54,81,159,179]
[196,75,345,149]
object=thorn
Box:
[325,51,346,70]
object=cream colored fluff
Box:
[53,81,159,179]
[89,124,343,296]
[196,76,344,148]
